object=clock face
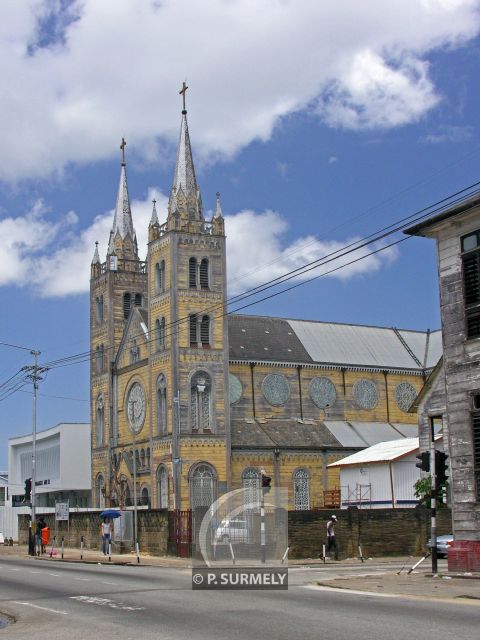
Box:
[126,382,146,433]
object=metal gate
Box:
[168,510,192,557]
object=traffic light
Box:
[435,450,449,486]
[24,478,32,502]
[261,473,272,494]
[415,451,430,472]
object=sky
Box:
[1,0,480,468]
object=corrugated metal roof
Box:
[425,331,443,368]
[390,423,419,438]
[328,438,420,466]
[349,422,406,446]
[323,421,369,448]
[288,320,428,370]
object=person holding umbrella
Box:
[100,517,112,556]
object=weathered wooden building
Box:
[406,195,480,570]
[90,101,441,513]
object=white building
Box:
[8,423,91,508]
[328,437,443,509]
[0,472,7,506]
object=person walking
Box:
[100,517,112,556]
[326,514,339,560]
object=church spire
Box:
[213,192,223,219]
[168,84,203,222]
[91,241,100,264]
[108,138,138,259]
[150,198,159,226]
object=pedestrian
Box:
[326,514,339,560]
[100,517,112,556]
[36,516,46,555]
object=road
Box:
[0,556,478,640]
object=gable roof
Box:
[328,437,421,466]
[228,314,441,373]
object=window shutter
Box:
[464,253,480,305]
[189,258,197,288]
[189,314,198,345]
[200,315,210,345]
[123,293,131,319]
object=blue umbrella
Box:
[100,509,121,519]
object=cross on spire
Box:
[179,82,188,113]
[120,137,127,165]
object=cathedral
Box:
[90,100,441,512]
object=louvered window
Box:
[189,314,198,346]
[473,412,480,501]
[200,258,209,289]
[200,315,210,346]
[134,293,142,306]
[123,292,131,319]
[189,257,197,288]
[462,231,480,339]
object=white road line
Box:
[9,568,20,571]
[49,573,60,577]
[29,570,41,574]
[101,581,118,585]
[13,601,69,615]
[74,577,89,581]
[303,585,398,598]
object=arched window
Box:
[156,375,167,434]
[191,371,212,431]
[140,448,145,468]
[155,261,165,294]
[242,468,261,509]
[123,292,131,319]
[141,486,149,507]
[200,315,210,347]
[190,463,217,509]
[95,473,105,509]
[293,469,310,510]
[95,345,104,373]
[95,295,104,324]
[155,318,165,351]
[96,395,105,447]
[189,257,197,288]
[120,477,132,507]
[200,258,209,289]
[157,466,169,509]
[189,314,198,346]
[134,293,142,307]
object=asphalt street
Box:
[0,556,478,640]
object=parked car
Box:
[214,518,249,544]
[427,534,453,558]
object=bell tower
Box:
[90,140,148,507]
[147,86,230,510]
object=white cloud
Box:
[0,193,398,298]
[420,124,473,143]
[0,0,478,181]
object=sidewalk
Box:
[315,572,480,602]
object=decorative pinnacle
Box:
[92,240,100,264]
[179,81,188,113]
[120,137,127,165]
[150,198,159,226]
[214,191,223,219]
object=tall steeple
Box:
[168,84,203,224]
[108,137,138,260]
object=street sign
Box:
[55,502,69,521]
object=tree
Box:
[414,474,449,508]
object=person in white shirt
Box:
[100,517,112,556]
[326,515,339,560]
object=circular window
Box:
[310,377,337,409]
[262,373,290,406]
[395,382,417,412]
[353,379,379,410]
[126,382,146,432]
[229,373,242,405]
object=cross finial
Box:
[120,137,127,165]
[179,81,188,113]
[152,198,156,205]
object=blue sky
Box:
[1,0,480,467]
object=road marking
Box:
[48,573,60,577]
[303,585,398,598]
[29,570,41,574]
[70,595,145,611]
[13,601,68,615]
[9,568,20,571]
[74,577,89,581]
[101,581,118,585]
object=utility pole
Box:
[430,417,438,574]
[128,399,138,556]
[173,392,180,511]
[0,343,47,556]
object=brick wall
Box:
[18,509,169,555]
[288,507,452,559]
[19,506,451,559]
